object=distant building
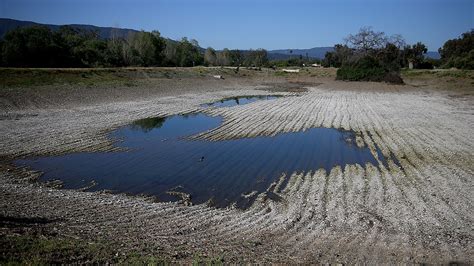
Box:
[311,63,322,68]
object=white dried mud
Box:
[0,82,473,263]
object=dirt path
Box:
[0,72,473,263]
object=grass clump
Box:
[0,234,113,264]
[0,234,169,265]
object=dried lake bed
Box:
[1,71,473,263]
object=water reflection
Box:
[17,113,387,208]
[202,95,281,108]
[132,117,166,132]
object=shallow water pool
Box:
[16,113,385,208]
[201,95,281,108]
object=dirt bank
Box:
[1,68,473,263]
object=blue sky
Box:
[1,0,472,50]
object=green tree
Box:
[322,51,334,67]
[244,49,268,68]
[376,43,402,72]
[439,30,474,69]
[150,31,166,65]
[229,50,243,66]
[323,44,352,67]
[106,37,126,66]
[54,26,102,67]
[163,39,178,66]
[1,26,167,67]
[175,38,203,67]
[2,26,58,67]
[128,31,166,66]
[336,27,405,83]
[73,38,108,67]
[403,42,427,68]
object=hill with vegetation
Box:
[1,18,470,74]
[0,18,138,39]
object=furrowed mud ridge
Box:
[16,107,391,208]
[1,74,473,263]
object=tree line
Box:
[0,25,471,71]
[323,28,431,68]
[0,25,269,68]
[319,27,473,83]
[324,28,473,70]
[203,47,268,68]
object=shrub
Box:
[423,58,441,68]
[443,49,474,70]
[336,55,403,84]
[416,61,434,69]
[382,72,404,84]
[333,28,408,84]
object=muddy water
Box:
[201,95,281,108]
[17,113,385,208]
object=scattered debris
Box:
[241,190,258,199]
[166,186,192,206]
[44,179,64,189]
[282,69,300,73]
[78,180,97,191]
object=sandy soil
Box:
[0,68,473,263]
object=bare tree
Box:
[389,34,406,49]
[344,26,388,53]
[121,32,136,66]
[216,48,231,66]
[106,28,125,66]
[204,47,217,66]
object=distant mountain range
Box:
[268,47,441,60]
[0,18,138,39]
[424,51,441,59]
[268,47,334,60]
[0,18,440,60]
